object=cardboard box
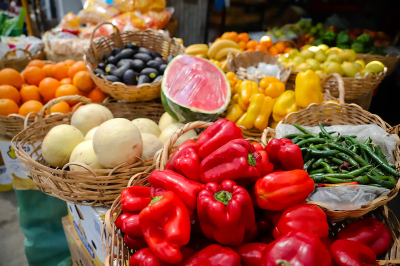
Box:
[62,216,96,266]
[67,202,108,266]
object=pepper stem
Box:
[149,196,163,206]
[248,153,256,166]
[276,260,293,266]
[214,191,232,205]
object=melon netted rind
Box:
[161,55,231,122]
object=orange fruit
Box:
[0,99,19,116]
[260,36,273,48]
[221,32,231,40]
[23,66,46,86]
[60,78,72,85]
[275,42,286,53]
[49,101,71,114]
[70,103,85,112]
[73,71,94,92]
[0,68,23,89]
[284,47,293,53]
[228,32,239,42]
[246,40,258,50]
[27,59,46,68]
[0,85,20,104]
[238,33,250,43]
[20,85,42,103]
[52,62,71,80]
[42,64,54,77]
[256,44,268,53]
[88,88,107,103]
[19,100,43,117]
[38,77,60,102]
[238,41,246,50]
[64,59,76,66]
[68,61,87,79]
[55,84,82,105]
[268,46,279,56]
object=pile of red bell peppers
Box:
[115,119,392,266]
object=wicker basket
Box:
[84,22,185,102]
[0,48,46,72]
[287,68,387,110]
[261,102,400,222]
[11,95,159,206]
[356,53,400,76]
[231,72,346,141]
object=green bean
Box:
[327,157,344,165]
[354,175,370,184]
[292,134,314,144]
[331,165,339,170]
[293,124,318,137]
[301,149,339,158]
[341,170,350,174]
[336,152,358,167]
[297,138,329,146]
[348,165,371,176]
[366,173,389,180]
[310,175,326,183]
[348,138,400,176]
[366,175,396,189]
[360,148,369,163]
[283,133,303,139]
[340,135,357,138]
[374,146,388,165]
[320,173,355,179]
[311,158,324,169]
[309,168,326,175]
[325,177,354,184]
[364,137,372,145]
[330,142,369,167]
[320,162,334,174]
[304,158,316,172]
[319,122,334,140]
[370,184,384,188]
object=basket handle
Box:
[321,73,345,105]
[157,121,212,170]
[89,22,124,60]
[39,95,93,117]
[1,48,32,62]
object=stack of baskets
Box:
[0,48,46,72]
[356,53,400,76]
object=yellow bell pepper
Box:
[240,93,265,129]
[264,82,285,98]
[238,80,260,110]
[272,90,297,122]
[226,104,244,122]
[236,113,247,127]
[254,96,275,131]
[231,93,239,104]
[295,69,323,109]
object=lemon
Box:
[326,47,342,56]
[317,44,329,52]
[365,61,385,73]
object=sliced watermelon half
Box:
[161,55,231,122]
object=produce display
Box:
[0,60,106,117]
[94,43,173,85]
[113,119,393,266]
[288,122,399,187]
[279,45,386,77]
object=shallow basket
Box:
[0,48,46,72]
[356,53,400,76]
[11,95,158,206]
[84,22,185,102]
[287,68,387,110]
[261,102,400,222]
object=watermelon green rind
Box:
[161,55,231,122]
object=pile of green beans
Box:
[283,123,399,189]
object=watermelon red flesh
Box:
[162,56,230,113]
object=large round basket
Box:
[101,121,400,266]
[11,95,158,206]
[287,68,387,110]
[356,53,400,76]
[261,102,400,222]
[84,22,185,102]
[0,48,46,72]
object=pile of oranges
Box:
[217,32,294,56]
[0,59,107,117]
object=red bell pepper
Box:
[148,170,205,214]
[121,214,142,237]
[261,230,332,266]
[273,203,329,239]
[121,186,151,213]
[124,234,148,250]
[254,170,315,211]
[330,239,377,266]
[197,180,257,246]
[129,247,196,266]
[234,243,267,266]
[337,217,392,256]
[139,190,191,264]
[115,213,131,230]
[265,138,303,170]
[252,142,274,176]
[165,139,197,171]
[173,147,201,182]
[196,118,243,160]
[181,244,241,266]
[199,139,263,186]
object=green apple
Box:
[341,62,357,77]
[294,63,311,72]
[306,58,321,71]
[317,44,329,52]
[288,49,300,58]
[314,51,327,62]
[293,56,305,64]
[326,54,342,63]
[324,62,344,76]
[300,49,315,59]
